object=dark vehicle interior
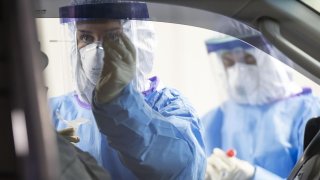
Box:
[1,0,320,180]
[288,117,320,179]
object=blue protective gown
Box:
[50,82,206,180]
[202,89,320,180]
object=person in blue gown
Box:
[203,35,320,180]
[49,1,206,180]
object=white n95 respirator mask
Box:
[226,63,259,104]
[76,42,104,104]
[79,42,104,84]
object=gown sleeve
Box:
[92,83,206,180]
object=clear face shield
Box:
[206,35,302,105]
[58,2,155,104]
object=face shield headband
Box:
[59,2,149,23]
[205,35,268,54]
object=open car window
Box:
[4,0,320,179]
[35,2,320,116]
[37,18,320,116]
[31,1,320,180]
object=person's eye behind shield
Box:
[79,33,95,45]
[244,53,257,65]
[221,52,235,68]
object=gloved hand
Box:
[206,148,255,180]
[58,127,80,143]
[94,32,136,104]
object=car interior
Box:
[288,117,320,179]
[1,0,320,180]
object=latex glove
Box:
[94,32,136,104]
[58,127,80,143]
[206,148,255,180]
[205,161,220,180]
